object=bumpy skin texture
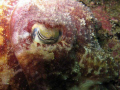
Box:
[0,0,119,90]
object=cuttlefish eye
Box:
[31,24,62,44]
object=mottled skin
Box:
[0,0,119,90]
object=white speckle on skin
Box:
[80,18,86,26]
[23,31,30,38]
[12,32,19,44]
[19,31,30,39]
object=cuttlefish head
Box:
[10,0,96,89]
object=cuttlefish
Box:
[0,0,119,90]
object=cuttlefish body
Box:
[0,0,119,90]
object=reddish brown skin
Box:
[0,0,119,90]
[9,0,95,89]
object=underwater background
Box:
[0,0,120,90]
